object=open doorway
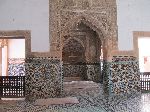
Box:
[138,38,150,73]
[0,39,25,76]
[62,21,103,93]
[62,38,87,81]
[62,22,102,82]
[0,37,25,99]
[134,31,150,92]
[138,37,150,92]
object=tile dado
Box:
[63,63,101,82]
[63,64,86,78]
[109,61,140,95]
[103,56,141,95]
[25,58,62,100]
[86,63,101,82]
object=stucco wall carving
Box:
[49,0,118,59]
[49,0,118,83]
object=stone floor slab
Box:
[34,97,79,105]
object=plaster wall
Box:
[117,0,150,50]
[1,0,150,52]
[0,0,49,52]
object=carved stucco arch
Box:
[61,14,108,59]
[63,37,85,50]
[61,14,107,39]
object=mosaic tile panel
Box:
[109,61,141,95]
[63,64,87,78]
[86,63,101,82]
[63,63,101,82]
[8,58,25,76]
[25,58,62,100]
[103,56,141,96]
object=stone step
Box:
[63,81,99,91]
[64,77,82,82]
[34,97,79,105]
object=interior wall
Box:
[0,0,49,52]
[1,0,149,52]
[117,0,150,50]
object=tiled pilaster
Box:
[103,56,141,95]
[25,58,62,100]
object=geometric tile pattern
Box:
[109,61,141,95]
[25,58,62,100]
[63,63,101,82]
[103,56,141,96]
[86,63,101,82]
[63,64,86,78]
[8,58,25,76]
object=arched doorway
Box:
[62,39,86,64]
[62,21,103,82]
[63,39,87,81]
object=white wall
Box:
[8,39,25,58]
[1,0,150,51]
[0,0,49,52]
[117,0,150,50]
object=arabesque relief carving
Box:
[49,0,118,59]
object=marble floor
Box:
[0,82,150,112]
